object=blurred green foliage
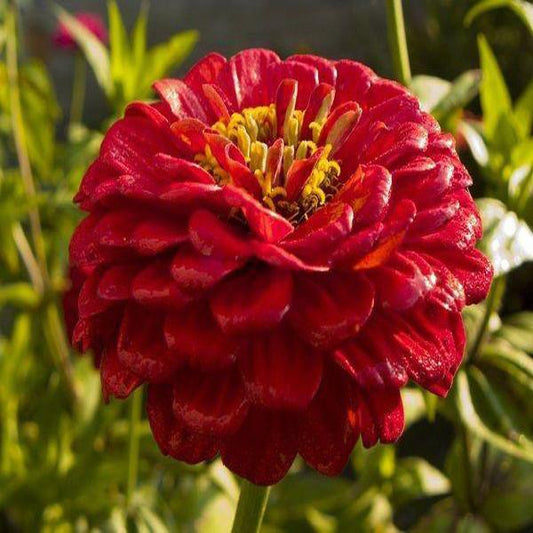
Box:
[0,0,532,531]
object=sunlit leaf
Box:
[108,0,130,88]
[457,120,489,166]
[392,458,451,506]
[514,78,533,138]
[431,70,481,122]
[477,35,513,141]
[476,198,533,275]
[410,75,451,113]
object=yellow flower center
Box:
[194,103,341,223]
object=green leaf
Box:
[454,370,533,462]
[139,30,199,96]
[497,312,533,353]
[514,78,533,138]
[392,458,451,505]
[108,0,130,86]
[53,5,112,96]
[0,282,40,308]
[477,35,513,141]
[476,198,533,275]
[410,75,451,113]
[457,120,489,166]
[432,70,481,122]
[465,0,533,35]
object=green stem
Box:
[6,0,78,405]
[5,0,49,282]
[231,478,271,533]
[69,53,87,133]
[385,0,412,86]
[126,388,143,511]
[468,276,505,362]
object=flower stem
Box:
[125,388,143,511]
[385,0,412,86]
[231,478,271,533]
[69,52,87,134]
[468,276,505,362]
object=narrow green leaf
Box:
[455,371,533,462]
[54,5,112,96]
[466,0,533,35]
[108,0,130,85]
[140,30,199,95]
[514,79,533,138]
[432,70,481,122]
[478,35,513,140]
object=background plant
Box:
[0,0,531,531]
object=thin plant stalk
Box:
[385,0,412,86]
[125,388,143,511]
[69,52,87,133]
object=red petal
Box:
[275,79,298,139]
[284,147,325,201]
[370,251,436,310]
[97,264,138,300]
[101,345,142,401]
[221,408,298,485]
[333,60,375,108]
[334,164,391,227]
[334,341,408,390]
[170,118,208,156]
[153,79,208,122]
[430,247,493,305]
[288,54,337,85]
[188,209,253,259]
[165,301,238,370]
[352,199,416,270]
[240,325,323,410]
[267,61,319,108]
[147,384,218,463]
[202,83,232,122]
[100,116,175,179]
[210,267,293,334]
[224,49,280,107]
[299,361,359,475]
[171,244,243,293]
[152,154,215,184]
[222,184,294,243]
[301,83,335,139]
[172,365,248,436]
[131,260,191,308]
[360,303,465,396]
[289,272,374,349]
[117,303,184,382]
[359,388,405,447]
[282,202,353,263]
[184,52,227,91]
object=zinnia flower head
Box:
[65,49,493,485]
[53,12,108,51]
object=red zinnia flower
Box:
[65,49,493,485]
[53,12,108,51]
